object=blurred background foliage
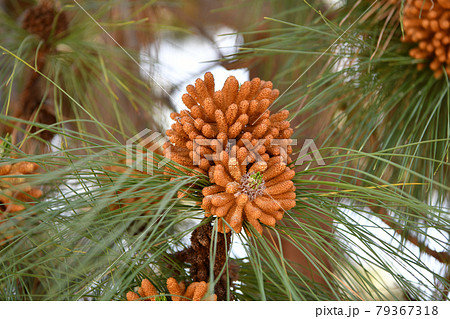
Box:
[0,0,448,300]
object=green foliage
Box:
[0,0,448,301]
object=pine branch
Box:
[369,203,450,265]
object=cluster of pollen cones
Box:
[126,278,216,301]
[164,72,296,234]
[0,161,43,244]
[402,0,450,77]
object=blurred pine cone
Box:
[402,0,450,77]
[21,0,68,42]
[0,160,43,244]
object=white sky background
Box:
[137,20,448,298]
[336,200,449,298]
[140,26,248,130]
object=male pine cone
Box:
[0,160,43,244]
[126,278,217,301]
[164,73,296,234]
[402,0,450,77]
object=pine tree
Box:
[0,0,448,301]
